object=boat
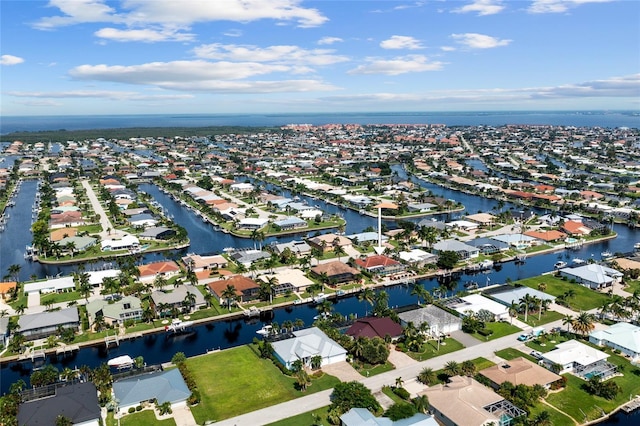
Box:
[572,258,586,265]
[554,261,567,269]
[107,355,134,369]
[312,293,328,304]
[243,306,260,317]
[464,281,479,290]
[634,243,640,251]
[256,325,273,336]
[601,251,613,259]
[165,318,194,333]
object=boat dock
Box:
[621,397,640,413]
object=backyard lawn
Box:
[353,360,395,377]
[517,310,564,327]
[494,347,538,363]
[516,276,609,311]
[266,406,330,426]
[404,337,464,361]
[186,345,340,423]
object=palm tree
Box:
[508,302,519,324]
[562,314,574,333]
[417,367,436,385]
[519,293,536,323]
[358,287,375,314]
[295,369,311,391]
[412,394,429,414]
[221,284,238,311]
[182,291,197,313]
[395,376,404,388]
[7,264,21,282]
[316,300,333,319]
[444,360,461,378]
[572,311,595,336]
[333,244,346,262]
[310,355,322,370]
[537,282,547,292]
[410,283,432,306]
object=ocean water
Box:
[1,111,639,135]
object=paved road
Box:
[81,179,123,240]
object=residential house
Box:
[398,249,438,266]
[559,264,623,289]
[445,294,510,321]
[229,249,270,268]
[0,317,8,346]
[0,281,17,301]
[139,226,176,240]
[540,340,614,378]
[466,237,510,255]
[207,275,260,303]
[340,408,438,426]
[420,376,526,426]
[310,261,360,285]
[181,253,228,272]
[258,269,314,294]
[345,317,404,340]
[589,322,640,362]
[273,216,308,231]
[237,217,269,230]
[561,220,592,236]
[485,285,555,308]
[270,240,312,257]
[18,307,80,340]
[113,369,191,415]
[432,239,480,260]
[397,305,462,338]
[271,327,347,370]
[101,235,140,251]
[86,296,143,327]
[307,234,352,253]
[17,382,101,426]
[479,357,562,389]
[354,254,405,277]
[150,284,206,315]
[138,260,181,283]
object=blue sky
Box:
[1,0,639,116]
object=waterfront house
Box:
[398,249,438,266]
[258,269,314,294]
[466,237,510,255]
[271,327,347,370]
[307,234,353,253]
[86,295,143,327]
[50,211,86,229]
[523,229,567,243]
[17,382,100,426]
[138,260,181,283]
[237,217,269,230]
[589,322,640,362]
[50,227,78,241]
[561,220,592,236]
[310,261,360,285]
[207,275,260,303]
[273,216,308,231]
[229,249,270,268]
[181,253,228,272]
[479,357,562,389]
[420,376,526,426]
[101,234,140,251]
[340,408,438,426]
[128,213,158,228]
[0,281,17,301]
[345,317,404,341]
[150,284,206,315]
[18,307,80,340]
[397,305,462,337]
[484,285,555,307]
[139,226,176,240]
[354,254,405,277]
[445,294,510,321]
[270,240,312,257]
[58,236,97,253]
[113,369,191,416]
[432,239,479,260]
[540,339,613,378]
[559,264,623,289]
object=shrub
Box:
[188,390,201,406]
[392,387,411,400]
[135,406,142,412]
[478,328,493,337]
[128,407,136,414]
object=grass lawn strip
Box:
[471,321,521,341]
[186,345,340,423]
[119,410,176,426]
[405,337,464,361]
[265,406,330,426]
[516,276,609,311]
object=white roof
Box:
[24,276,75,294]
[101,234,139,250]
[238,217,269,226]
[272,327,346,364]
[399,249,437,263]
[453,293,509,317]
[542,339,608,367]
[590,323,640,354]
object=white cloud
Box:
[317,36,343,45]
[1,55,25,65]
[66,60,339,93]
[380,35,424,50]
[528,0,613,14]
[34,0,328,31]
[192,43,349,66]
[348,55,445,75]
[95,27,194,42]
[224,29,243,37]
[451,33,511,49]
[453,0,505,16]
[8,90,194,101]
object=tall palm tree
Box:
[221,284,238,311]
[562,314,574,333]
[572,311,595,336]
[410,283,432,306]
[7,264,21,282]
[519,293,536,323]
[412,395,430,414]
[358,287,375,313]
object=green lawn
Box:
[516,276,609,311]
[119,410,176,426]
[186,345,340,423]
[353,360,395,377]
[517,310,564,327]
[494,347,538,363]
[527,402,575,426]
[405,337,464,361]
[266,406,331,426]
[471,321,521,341]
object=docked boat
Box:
[464,281,479,290]
[256,325,273,336]
[634,243,640,251]
[107,355,134,369]
[312,293,328,304]
[572,258,586,265]
[554,261,567,269]
[243,306,260,317]
[601,251,614,259]
[165,318,194,333]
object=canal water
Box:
[1,165,638,409]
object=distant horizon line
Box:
[2,109,639,118]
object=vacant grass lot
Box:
[186,345,340,424]
[471,321,521,341]
[516,276,609,311]
[494,347,539,363]
[266,406,331,426]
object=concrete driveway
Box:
[321,361,363,382]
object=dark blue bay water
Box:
[1,111,639,135]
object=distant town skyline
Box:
[1,0,639,116]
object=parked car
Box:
[530,350,543,360]
[517,334,531,341]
